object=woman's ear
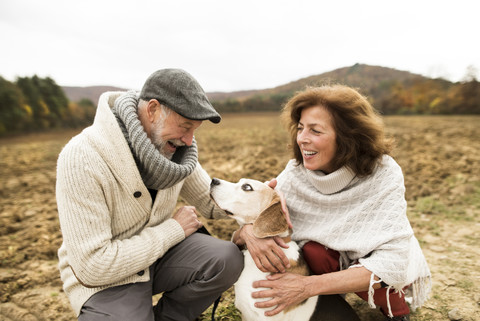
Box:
[252,194,289,238]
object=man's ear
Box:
[252,194,289,238]
[146,99,160,122]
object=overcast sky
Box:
[1,0,479,92]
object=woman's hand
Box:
[266,179,292,229]
[250,266,383,316]
[252,272,312,316]
[236,224,291,273]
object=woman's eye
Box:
[241,184,253,191]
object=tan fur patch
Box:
[286,258,310,276]
[252,194,289,238]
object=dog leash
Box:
[211,296,221,321]
[197,226,221,321]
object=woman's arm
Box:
[251,266,381,316]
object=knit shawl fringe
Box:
[112,91,198,190]
[366,275,431,318]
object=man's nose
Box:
[181,131,194,146]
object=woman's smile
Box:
[297,106,337,173]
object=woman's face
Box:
[296,105,337,173]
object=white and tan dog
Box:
[210,177,318,321]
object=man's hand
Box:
[173,206,202,237]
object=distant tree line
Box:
[212,76,480,115]
[374,75,480,115]
[0,75,95,136]
[1,67,479,136]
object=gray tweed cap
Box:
[139,69,221,123]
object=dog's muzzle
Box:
[210,178,234,216]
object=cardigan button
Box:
[137,270,145,276]
[133,191,142,198]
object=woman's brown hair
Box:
[281,84,393,177]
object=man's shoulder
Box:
[58,127,99,162]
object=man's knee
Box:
[210,241,244,284]
[79,283,153,321]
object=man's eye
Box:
[241,184,253,192]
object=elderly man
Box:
[56,69,244,321]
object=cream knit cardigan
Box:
[276,156,431,315]
[56,92,225,316]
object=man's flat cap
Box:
[140,69,221,123]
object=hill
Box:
[216,63,426,99]
[62,85,130,104]
[60,64,479,115]
[63,64,423,103]
[208,64,476,115]
[266,64,426,95]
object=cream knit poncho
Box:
[276,155,431,315]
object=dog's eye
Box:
[241,184,253,192]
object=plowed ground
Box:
[1,114,479,321]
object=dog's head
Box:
[210,178,289,238]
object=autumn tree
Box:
[0,77,32,134]
[15,76,70,129]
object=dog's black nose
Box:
[211,178,220,187]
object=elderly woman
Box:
[233,85,431,321]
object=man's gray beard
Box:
[152,136,174,160]
[149,115,186,160]
[150,117,175,160]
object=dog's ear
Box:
[253,194,289,238]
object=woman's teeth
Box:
[303,150,317,156]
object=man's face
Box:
[149,104,202,159]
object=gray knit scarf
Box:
[112,91,198,190]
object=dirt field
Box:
[0,114,479,321]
